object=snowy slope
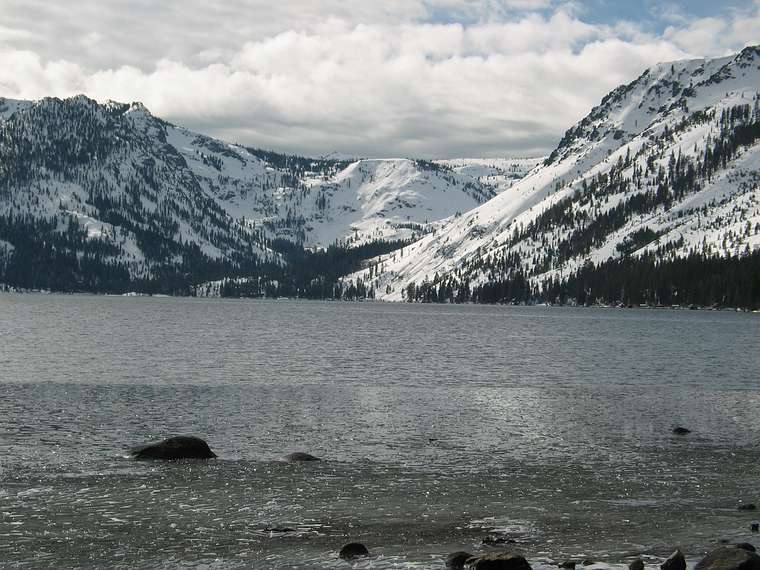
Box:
[290,158,493,247]
[349,46,760,301]
[0,98,32,121]
[436,157,545,193]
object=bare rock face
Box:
[695,546,760,570]
[464,551,533,570]
[130,436,216,460]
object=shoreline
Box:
[2,286,759,313]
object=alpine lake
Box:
[1,294,759,569]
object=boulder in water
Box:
[673,427,691,435]
[661,550,686,570]
[735,544,757,554]
[130,436,216,460]
[559,561,577,569]
[464,551,532,570]
[739,504,758,511]
[339,542,369,560]
[695,546,760,570]
[630,559,645,570]
[283,452,320,462]
[447,551,474,570]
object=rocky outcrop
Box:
[130,436,216,460]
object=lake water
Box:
[1,294,759,569]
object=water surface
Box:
[1,295,759,568]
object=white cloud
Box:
[663,7,760,56]
[0,0,758,157]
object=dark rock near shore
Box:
[464,551,532,570]
[695,546,760,570]
[673,427,691,435]
[130,436,216,460]
[630,558,645,570]
[736,544,757,553]
[739,505,758,511]
[559,561,577,569]
[751,523,759,533]
[447,551,474,569]
[582,560,596,566]
[339,542,369,560]
[283,452,320,462]
[661,550,686,570]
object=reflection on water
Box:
[1,295,760,568]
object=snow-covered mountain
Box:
[140,119,494,249]
[0,95,282,290]
[0,95,495,290]
[349,46,760,302]
[174,125,496,247]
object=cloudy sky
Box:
[1,1,759,158]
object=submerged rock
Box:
[283,452,320,462]
[464,551,532,570]
[672,427,691,435]
[339,542,369,560]
[483,535,517,546]
[130,436,216,460]
[263,527,296,533]
[739,504,758,512]
[630,559,645,570]
[695,546,760,570]
[447,551,474,570]
[559,561,577,569]
[661,550,686,570]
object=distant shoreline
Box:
[2,287,759,314]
